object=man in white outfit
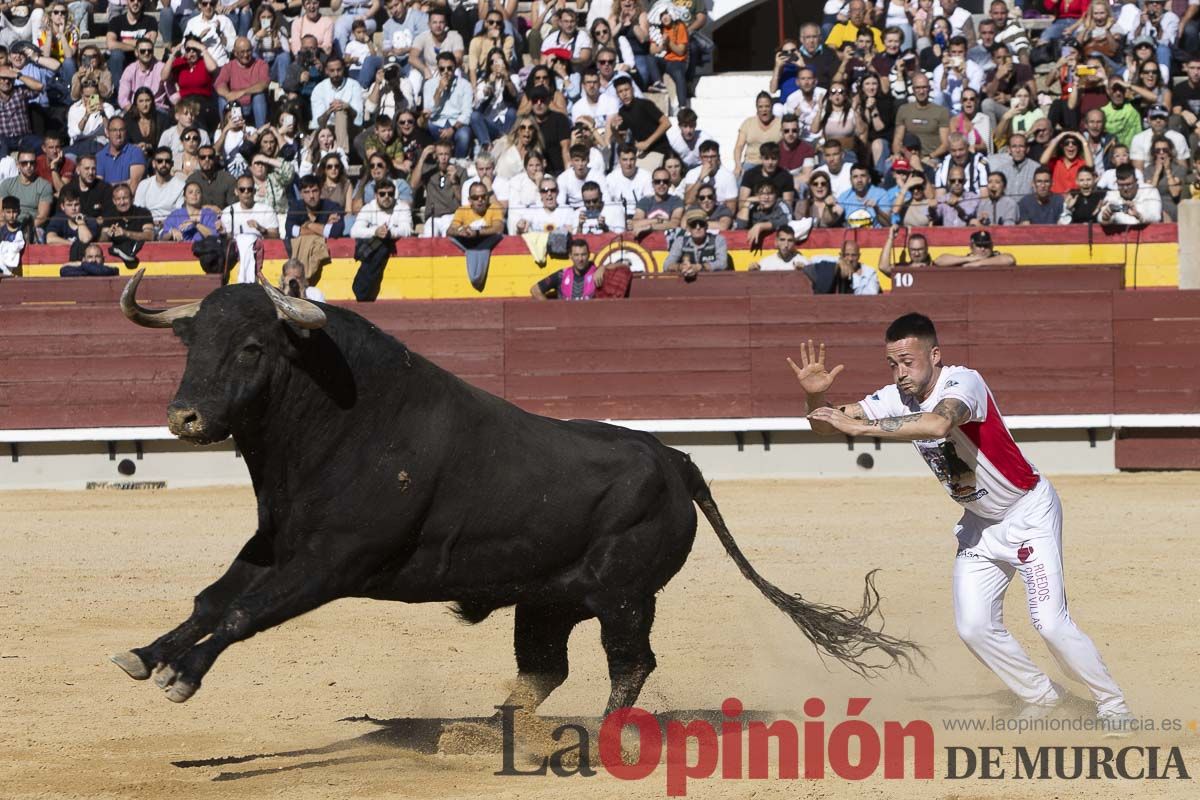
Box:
[792,313,1132,734]
[221,176,279,284]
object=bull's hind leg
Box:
[596,595,657,715]
[111,532,274,681]
[151,555,341,702]
[503,602,592,712]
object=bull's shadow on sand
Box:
[172,709,781,782]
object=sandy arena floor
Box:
[1,474,1198,799]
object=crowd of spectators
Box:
[0,0,1193,292]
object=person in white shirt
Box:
[1096,163,1162,225]
[1095,144,1144,191]
[183,2,237,66]
[311,56,367,138]
[1127,105,1189,172]
[349,178,413,300]
[666,107,709,169]
[575,180,626,233]
[681,140,739,213]
[781,67,825,140]
[604,143,653,211]
[930,36,984,114]
[134,147,187,224]
[505,150,547,215]
[221,176,280,284]
[541,7,592,67]
[557,144,608,209]
[795,313,1131,730]
[747,226,807,271]
[571,69,619,128]
[511,176,578,234]
[810,139,854,197]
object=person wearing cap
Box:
[1097,162,1163,224]
[663,208,729,277]
[1126,0,1178,68]
[888,157,931,226]
[1129,104,1188,172]
[1100,79,1144,149]
[933,229,1015,267]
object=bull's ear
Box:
[172,316,196,345]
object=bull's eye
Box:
[237,341,263,365]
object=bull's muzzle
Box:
[167,403,207,441]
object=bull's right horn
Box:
[121,269,202,328]
[258,272,327,330]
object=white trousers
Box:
[232,233,261,284]
[952,479,1128,715]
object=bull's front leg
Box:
[151,554,343,703]
[111,531,274,682]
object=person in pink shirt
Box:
[290,0,335,56]
[215,37,271,126]
[118,36,169,112]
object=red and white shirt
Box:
[860,365,1039,520]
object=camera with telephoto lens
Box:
[287,278,302,298]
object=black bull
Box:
[111,273,919,711]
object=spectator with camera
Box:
[932,35,984,114]
[1098,162,1163,224]
[280,258,325,302]
[576,180,627,233]
[67,79,115,154]
[283,36,329,124]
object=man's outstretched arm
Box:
[807,398,971,440]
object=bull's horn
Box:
[121,268,202,328]
[259,273,327,330]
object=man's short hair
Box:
[375,114,393,127]
[153,145,173,160]
[374,178,394,193]
[58,186,81,204]
[428,6,448,22]
[850,163,871,176]
[698,139,719,155]
[581,180,602,195]
[1114,163,1136,181]
[989,42,1012,56]
[616,143,638,158]
[948,35,968,49]
[43,130,67,147]
[568,143,590,160]
[753,181,778,195]
[2,195,19,212]
[885,312,939,346]
[823,139,843,152]
[776,225,794,239]
[677,107,698,127]
[884,26,904,39]
[781,113,799,126]
[299,174,322,190]
[613,75,633,89]
[759,141,780,159]
[1034,166,1052,179]
[1076,165,1095,177]
[977,19,995,33]
[176,97,201,116]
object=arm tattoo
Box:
[932,398,971,428]
[863,413,925,432]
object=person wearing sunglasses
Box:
[930,164,980,227]
[182,0,237,66]
[420,51,472,158]
[117,36,169,112]
[106,0,158,87]
[629,166,683,234]
[133,146,186,225]
[510,176,575,235]
[662,208,729,278]
[220,176,279,283]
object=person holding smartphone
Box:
[67,80,115,150]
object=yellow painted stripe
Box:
[21,242,1177,298]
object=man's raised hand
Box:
[786,339,845,395]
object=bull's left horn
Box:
[259,273,327,330]
[121,268,202,328]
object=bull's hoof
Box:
[111,651,151,681]
[165,680,198,703]
[153,663,178,690]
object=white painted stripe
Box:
[2,415,1198,443]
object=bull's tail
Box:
[685,460,921,677]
